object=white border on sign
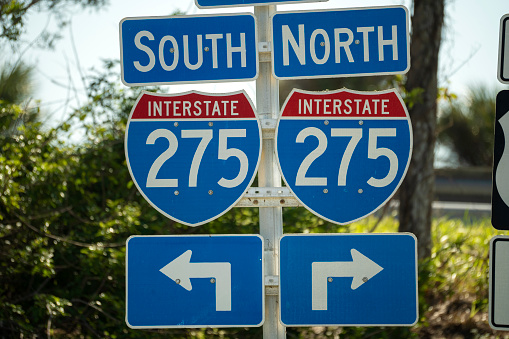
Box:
[194,0,327,9]
[119,13,259,87]
[269,5,411,80]
[489,235,509,330]
[124,90,263,227]
[274,87,414,226]
[498,14,509,84]
[125,234,265,329]
[278,233,419,327]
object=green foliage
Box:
[431,218,493,296]
[0,0,108,44]
[415,217,506,338]
[0,59,262,337]
[0,61,41,138]
[0,61,137,337]
[283,215,501,339]
[0,60,504,338]
[401,87,425,110]
[0,61,33,104]
[437,85,498,166]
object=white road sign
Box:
[498,14,509,84]
[490,236,509,330]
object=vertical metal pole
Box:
[255,5,286,339]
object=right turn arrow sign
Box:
[311,249,384,310]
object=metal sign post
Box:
[255,5,286,338]
[121,3,414,337]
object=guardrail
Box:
[237,167,494,219]
[434,167,492,203]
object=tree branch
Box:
[13,210,124,248]
[71,299,121,324]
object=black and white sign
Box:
[492,90,509,230]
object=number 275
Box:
[145,128,249,189]
[295,127,399,188]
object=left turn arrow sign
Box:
[160,249,232,311]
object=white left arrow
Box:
[160,250,232,311]
[312,249,384,311]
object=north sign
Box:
[120,13,258,86]
[126,235,264,328]
[125,91,261,226]
[279,233,418,326]
[276,88,412,225]
[271,6,410,80]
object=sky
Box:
[23,0,509,124]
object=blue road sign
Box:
[271,6,409,79]
[126,235,264,328]
[195,0,326,8]
[125,90,261,226]
[276,88,412,225]
[279,233,418,326]
[120,13,258,86]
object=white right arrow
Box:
[311,249,384,311]
[160,250,232,311]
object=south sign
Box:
[120,13,258,85]
[125,91,261,226]
[276,88,413,224]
